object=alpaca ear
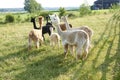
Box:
[65,15,69,18]
[49,14,52,17]
[54,13,57,17]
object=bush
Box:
[5,14,15,23]
[39,11,52,18]
[79,4,91,17]
[67,13,77,18]
[59,7,66,17]
[16,15,21,22]
[109,3,120,12]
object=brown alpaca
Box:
[38,16,44,29]
[28,16,44,50]
[60,23,72,31]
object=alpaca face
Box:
[38,16,44,29]
[31,17,35,22]
[61,16,67,22]
[49,14,60,25]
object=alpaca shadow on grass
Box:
[14,52,78,80]
[71,23,112,80]
[94,19,120,80]
[0,45,47,76]
[72,19,120,80]
[113,25,120,80]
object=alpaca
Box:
[45,16,53,26]
[49,14,90,60]
[61,16,93,40]
[60,16,93,57]
[46,16,72,31]
[45,16,60,47]
[50,32,60,48]
[40,16,55,41]
[31,17,40,29]
[46,16,60,48]
[28,16,44,50]
[41,23,55,41]
[31,16,55,41]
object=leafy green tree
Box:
[79,4,91,17]
[24,0,43,13]
[59,7,66,17]
[5,14,15,23]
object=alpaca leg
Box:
[69,45,74,57]
[82,48,88,60]
[83,42,89,60]
[63,44,68,57]
[76,46,83,60]
[50,40,52,46]
[42,35,45,41]
[35,39,39,49]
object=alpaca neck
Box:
[54,24,63,36]
[33,21,38,29]
[64,17,71,30]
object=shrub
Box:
[79,4,91,17]
[39,11,52,18]
[67,13,77,18]
[16,15,21,23]
[109,3,120,12]
[5,14,15,23]
[59,7,66,17]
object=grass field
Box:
[0,12,120,80]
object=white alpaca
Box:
[49,14,90,60]
[28,16,44,50]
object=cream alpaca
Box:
[28,16,44,50]
[49,14,90,60]
[49,26,60,48]
[50,32,60,48]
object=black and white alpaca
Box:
[31,17,55,41]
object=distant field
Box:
[0,11,120,80]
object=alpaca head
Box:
[61,16,67,22]
[49,14,60,25]
[31,17,35,22]
[38,16,44,29]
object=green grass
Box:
[0,12,120,80]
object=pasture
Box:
[0,11,120,80]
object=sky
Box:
[0,0,96,8]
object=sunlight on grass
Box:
[0,12,120,80]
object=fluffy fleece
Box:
[49,14,90,60]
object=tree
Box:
[79,4,91,17]
[59,7,66,17]
[24,0,43,13]
[5,14,15,23]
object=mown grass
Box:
[0,12,120,80]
